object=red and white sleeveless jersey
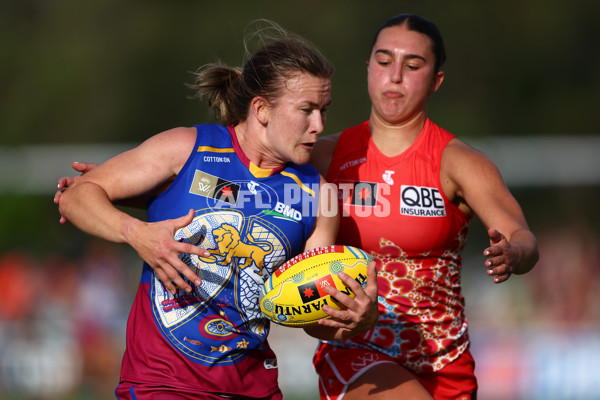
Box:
[325,119,472,372]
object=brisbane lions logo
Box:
[207,223,273,274]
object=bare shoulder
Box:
[442,139,534,246]
[137,126,197,168]
[443,138,489,162]
[442,138,501,178]
[75,126,198,198]
[442,138,507,211]
[310,132,341,176]
[142,126,197,153]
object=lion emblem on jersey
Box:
[208,223,273,274]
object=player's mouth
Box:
[384,90,403,99]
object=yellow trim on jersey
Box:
[197,146,235,153]
[281,171,316,197]
[249,162,275,178]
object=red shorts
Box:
[115,381,283,400]
[313,343,477,400]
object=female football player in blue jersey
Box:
[58,22,378,400]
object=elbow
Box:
[58,187,75,221]
[58,180,92,221]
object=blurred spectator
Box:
[0,252,37,321]
[73,241,130,398]
[0,241,134,400]
[1,224,600,399]
[525,223,600,325]
[0,252,82,399]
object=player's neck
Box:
[234,121,282,170]
[368,111,427,157]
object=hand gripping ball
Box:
[259,245,372,327]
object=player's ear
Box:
[250,96,269,125]
[429,70,444,94]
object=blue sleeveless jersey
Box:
[119,124,320,397]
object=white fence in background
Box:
[1,135,600,195]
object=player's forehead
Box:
[372,25,435,60]
[282,73,331,96]
[276,72,331,106]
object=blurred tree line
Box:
[2,0,599,147]
[0,0,599,256]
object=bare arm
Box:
[302,175,379,341]
[309,133,340,176]
[55,162,100,223]
[59,127,211,294]
[302,175,339,251]
[303,260,379,340]
[54,162,168,223]
[442,139,539,282]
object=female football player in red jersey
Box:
[309,14,538,400]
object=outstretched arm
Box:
[442,140,539,283]
[483,226,538,282]
[55,162,149,223]
[59,127,211,294]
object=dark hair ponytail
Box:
[190,20,334,126]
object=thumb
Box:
[72,162,99,174]
[366,260,378,298]
[488,228,505,245]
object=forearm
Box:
[303,325,352,341]
[508,229,539,275]
[59,181,142,245]
[302,260,379,340]
[303,312,377,341]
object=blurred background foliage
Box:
[2,0,599,147]
[1,1,599,399]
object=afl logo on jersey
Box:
[189,170,240,206]
[247,181,259,195]
[350,181,378,207]
[400,185,446,217]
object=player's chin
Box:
[293,149,312,165]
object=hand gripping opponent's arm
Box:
[58,128,212,295]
